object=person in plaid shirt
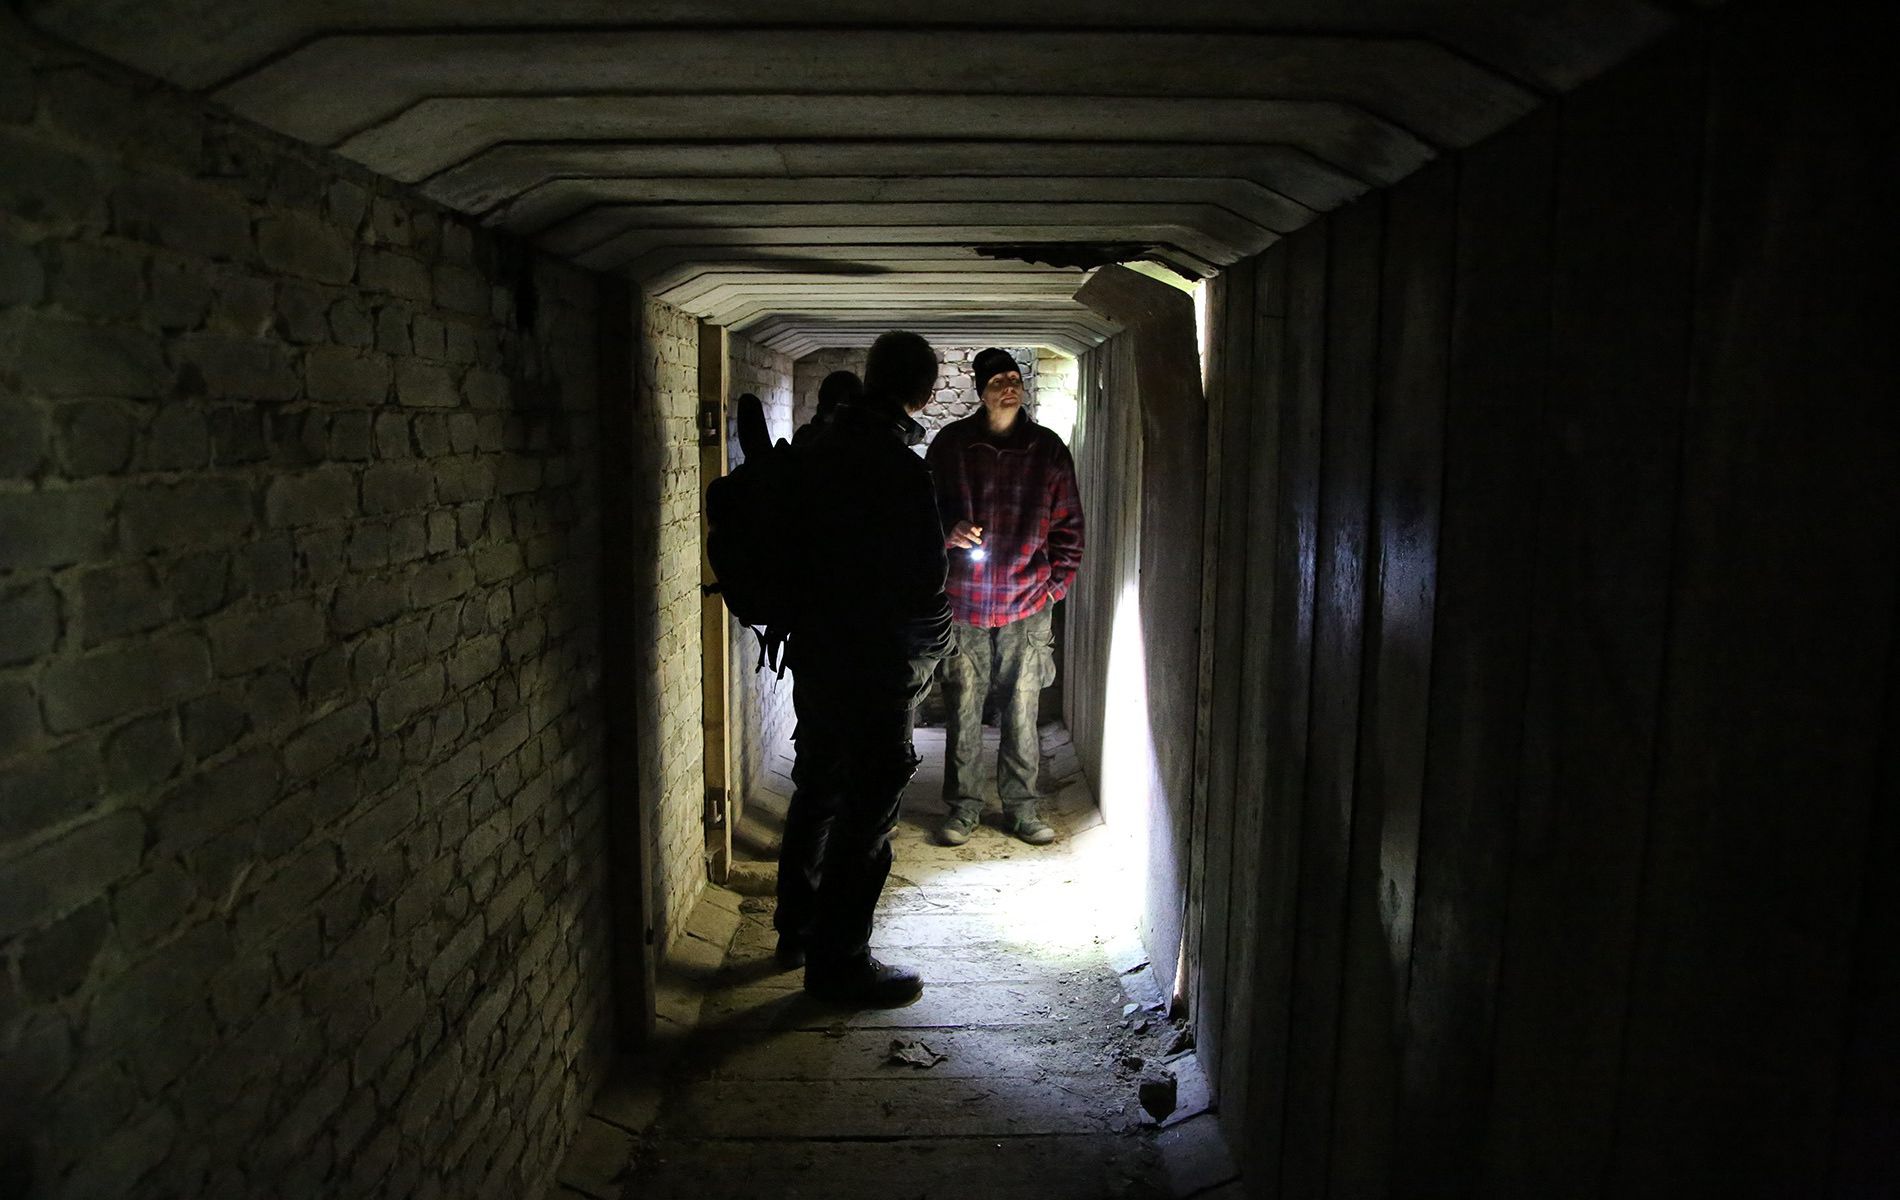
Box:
[924,348,1085,846]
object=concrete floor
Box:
[561,724,1240,1200]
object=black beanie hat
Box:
[972,348,1023,397]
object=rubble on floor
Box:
[557,724,1239,1199]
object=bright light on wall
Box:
[990,574,1152,964]
[1193,280,1211,392]
[1097,575,1156,914]
[1034,350,1080,447]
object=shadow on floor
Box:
[556,724,1241,1200]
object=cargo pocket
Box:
[1033,606,1058,688]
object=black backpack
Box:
[705,394,808,675]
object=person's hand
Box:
[946,520,984,550]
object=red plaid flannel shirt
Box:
[924,411,1085,628]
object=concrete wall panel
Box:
[1188,7,1900,1195]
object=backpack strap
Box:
[763,625,790,678]
[748,625,792,678]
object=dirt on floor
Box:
[560,725,1240,1200]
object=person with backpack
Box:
[771,364,861,967]
[773,331,953,1006]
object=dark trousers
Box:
[774,670,920,967]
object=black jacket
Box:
[786,397,953,699]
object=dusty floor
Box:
[560,724,1240,1200]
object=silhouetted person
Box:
[774,367,867,965]
[775,331,952,1006]
[791,368,863,447]
[927,348,1084,846]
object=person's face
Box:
[981,369,1024,416]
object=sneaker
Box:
[938,810,979,846]
[1008,811,1056,845]
[804,956,924,1007]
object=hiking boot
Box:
[804,956,924,1007]
[938,809,980,846]
[1008,811,1057,845]
[774,933,805,969]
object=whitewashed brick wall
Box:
[724,334,797,804]
[632,298,705,955]
[1033,349,1081,446]
[1,22,613,1197]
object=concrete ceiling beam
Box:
[709,295,1098,327]
[743,319,1107,356]
[745,319,1107,344]
[496,177,1317,239]
[626,244,1208,289]
[21,0,1677,96]
[628,246,1092,293]
[334,95,1434,187]
[674,285,1090,320]
[739,311,1116,334]
[660,271,1086,309]
[425,142,1368,216]
[19,0,1683,340]
[210,30,1536,149]
[540,201,1270,265]
[766,337,1093,358]
[680,284,1093,320]
[582,224,1233,277]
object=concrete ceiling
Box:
[25,0,1689,355]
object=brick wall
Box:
[725,334,796,802]
[1033,350,1080,446]
[790,345,1044,451]
[1,27,614,1199]
[631,297,705,951]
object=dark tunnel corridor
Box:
[2,2,1896,1197]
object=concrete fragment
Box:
[1154,1113,1239,1196]
[1138,1070,1178,1121]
